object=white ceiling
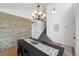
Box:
[0,3,48,10]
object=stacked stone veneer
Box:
[0,12,31,51]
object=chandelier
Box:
[32,4,46,21]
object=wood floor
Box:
[0,45,75,56]
[0,47,17,56]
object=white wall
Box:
[76,3,79,56]
[0,9,33,20]
[47,3,74,47]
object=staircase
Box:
[38,27,52,44]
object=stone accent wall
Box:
[0,12,31,51]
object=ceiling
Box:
[0,3,49,10]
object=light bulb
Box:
[43,13,46,17]
[38,11,43,15]
[52,10,56,14]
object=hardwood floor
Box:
[0,47,17,56]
